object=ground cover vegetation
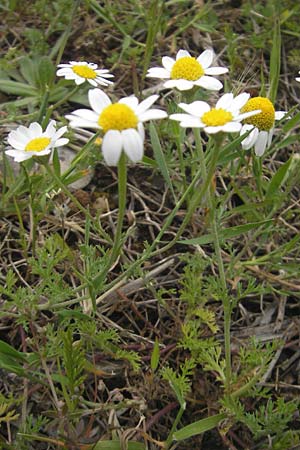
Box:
[0,0,300,449]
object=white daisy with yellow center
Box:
[170,93,260,134]
[6,121,69,162]
[56,61,114,87]
[146,49,228,91]
[240,96,286,156]
[66,89,167,166]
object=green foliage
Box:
[161,359,196,408]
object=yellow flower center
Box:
[171,57,204,81]
[201,108,233,126]
[98,104,138,133]
[25,137,51,152]
[241,97,275,131]
[72,65,97,79]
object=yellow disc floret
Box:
[25,137,51,152]
[98,104,138,133]
[201,108,233,127]
[72,65,97,79]
[171,57,204,81]
[241,97,275,131]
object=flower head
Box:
[296,71,300,82]
[170,93,260,134]
[6,121,69,162]
[240,96,286,156]
[66,89,167,165]
[146,49,228,91]
[56,61,114,87]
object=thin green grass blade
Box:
[179,219,273,246]
[268,16,281,103]
[173,413,226,441]
[149,122,176,202]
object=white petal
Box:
[204,66,228,75]
[44,120,57,137]
[17,125,32,140]
[237,109,261,121]
[254,131,268,156]
[179,117,203,128]
[240,126,258,150]
[197,49,213,69]
[146,67,170,78]
[204,126,223,134]
[275,111,287,120]
[222,122,242,133]
[178,101,210,116]
[5,150,31,162]
[139,109,167,122]
[164,79,194,90]
[53,125,68,140]
[194,76,223,91]
[162,56,175,71]
[169,113,193,122]
[138,122,145,141]
[216,93,234,109]
[66,118,100,129]
[119,96,139,109]
[296,77,300,82]
[56,68,73,76]
[7,136,26,150]
[176,49,191,60]
[267,129,274,147]
[122,129,143,163]
[102,130,123,166]
[54,138,69,147]
[67,109,99,122]
[74,77,85,85]
[8,130,28,144]
[231,92,250,111]
[88,79,98,87]
[28,122,43,138]
[136,95,159,114]
[88,88,111,113]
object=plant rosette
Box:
[146,49,228,91]
[66,89,167,165]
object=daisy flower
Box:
[146,49,228,91]
[170,93,260,134]
[56,61,114,87]
[6,120,69,163]
[240,97,286,156]
[66,89,167,166]
[296,71,300,82]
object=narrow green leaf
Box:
[0,80,38,96]
[37,56,55,89]
[149,122,176,201]
[266,157,292,200]
[150,338,160,372]
[268,17,281,103]
[173,413,226,441]
[19,56,38,86]
[0,340,27,361]
[179,219,273,246]
[52,148,61,177]
[282,111,300,133]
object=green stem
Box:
[108,152,127,266]
[205,134,231,393]
[165,405,185,449]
